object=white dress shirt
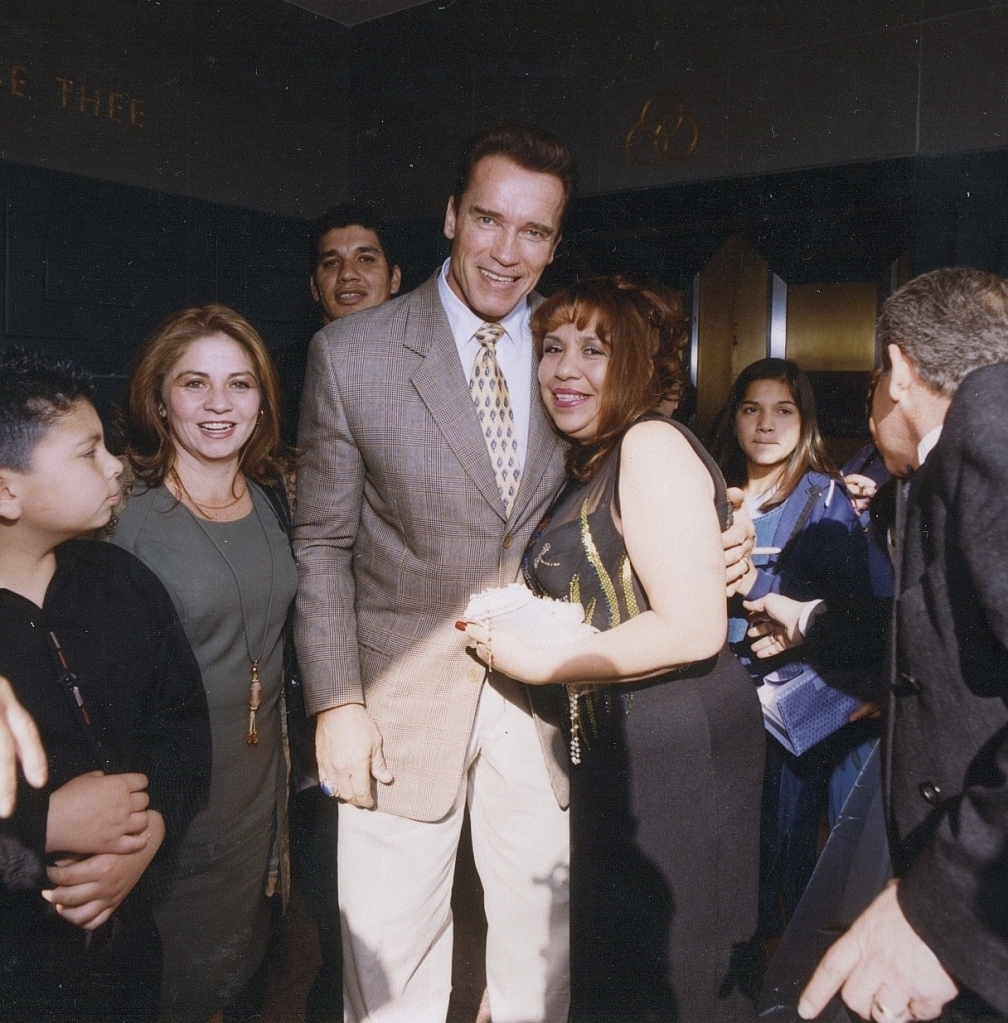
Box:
[437,258,533,466]
[917,425,943,468]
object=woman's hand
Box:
[848,701,882,722]
[723,488,758,598]
[462,621,563,686]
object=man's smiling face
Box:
[443,154,564,322]
[311,225,401,323]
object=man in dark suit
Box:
[746,268,1008,1023]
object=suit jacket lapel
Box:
[407,274,510,519]
[511,371,562,525]
[885,476,913,823]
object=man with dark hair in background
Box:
[294,199,405,1022]
[309,200,402,324]
[747,268,1008,1023]
[294,125,576,1022]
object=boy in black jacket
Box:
[0,349,212,1021]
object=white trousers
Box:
[338,681,570,1023]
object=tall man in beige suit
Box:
[293,126,575,1023]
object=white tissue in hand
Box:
[463,583,597,645]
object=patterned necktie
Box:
[470,322,522,516]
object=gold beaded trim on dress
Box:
[567,494,638,764]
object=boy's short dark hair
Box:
[0,347,94,472]
[310,200,398,276]
[452,124,578,224]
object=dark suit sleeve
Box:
[896,374,1008,1012]
[801,596,892,705]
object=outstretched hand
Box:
[798,880,958,1022]
[0,675,47,818]
[743,593,808,658]
[844,473,877,515]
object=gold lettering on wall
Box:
[5,64,144,129]
[56,75,73,107]
[78,84,100,116]
[625,90,700,166]
[11,64,27,98]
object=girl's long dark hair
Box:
[708,358,838,510]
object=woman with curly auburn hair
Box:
[112,305,298,1021]
[464,277,764,1021]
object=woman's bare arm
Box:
[466,421,727,684]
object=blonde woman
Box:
[114,306,296,1021]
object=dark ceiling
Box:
[283,0,434,27]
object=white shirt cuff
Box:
[798,599,825,638]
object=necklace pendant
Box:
[247,660,262,745]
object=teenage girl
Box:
[710,357,871,942]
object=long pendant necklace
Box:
[180,484,277,744]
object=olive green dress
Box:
[113,483,297,1020]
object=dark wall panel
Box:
[1,160,318,437]
[0,0,349,218]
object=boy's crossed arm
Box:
[44,812,165,930]
[43,770,165,930]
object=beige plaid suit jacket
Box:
[293,271,569,822]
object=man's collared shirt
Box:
[437,258,532,466]
[917,425,943,468]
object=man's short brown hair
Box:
[452,125,577,224]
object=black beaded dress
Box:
[524,417,764,1022]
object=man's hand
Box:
[0,675,47,817]
[47,771,150,855]
[848,701,882,723]
[315,704,393,809]
[724,488,757,597]
[844,473,877,515]
[43,810,165,931]
[744,593,809,658]
[799,880,958,1022]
